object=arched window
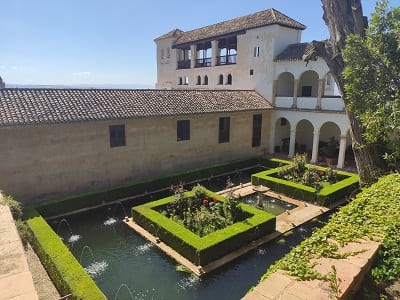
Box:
[161,48,165,59]
[218,74,224,85]
[185,76,189,85]
[179,77,183,85]
[227,74,232,85]
[203,75,208,85]
[197,76,201,85]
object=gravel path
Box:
[25,243,60,300]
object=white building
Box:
[155,8,352,169]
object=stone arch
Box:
[299,70,319,97]
[276,72,294,97]
[227,74,232,85]
[197,75,201,85]
[218,74,224,85]
[295,119,314,154]
[203,75,208,85]
[274,117,291,153]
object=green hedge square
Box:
[251,160,359,206]
[132,189,276,266]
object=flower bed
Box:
[251,157,359,206]
[132,185,276,266]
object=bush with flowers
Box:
[160,184,248,237]
[277,154,338,191]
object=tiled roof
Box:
[154,29,183,41]
[0,89,272,127]
[168,8,306,47]
[274,42,317,62]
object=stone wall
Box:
[0,110,270,203]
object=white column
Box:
[337,135,347,169]
[269,121,276,154]
[211,40,218,67]
[316,79,325,110]
[190,45,197,68]
[310,130,320,164]
[272,79,278,106]
[288,129,296,158]
[292,79,299,109]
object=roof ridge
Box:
[270,8,277,21]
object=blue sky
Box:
[0,0,396,87]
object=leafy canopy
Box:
[343,0,400,171]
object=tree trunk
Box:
[303,0,383,183]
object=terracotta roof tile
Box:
[161,8,306,47]
[0,89,271,127]
[274,42,317,62]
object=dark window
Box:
[280,118,287,126]
[109,125,126,147]
[227,74,232,85]
[179,77,183,85]
[302,86,312,97]
[218,74,224,85]
[252,114,262,147]
[250,69,254,76]
[254,47,260,57]
[218,117,230,143]
[177,120,190,141]
[203,75,208,85]
[197,76,201,85]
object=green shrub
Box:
[132,189,276,265]
[35,156,273,217]
[255,173,400,288]
[252,159,359,205]
[15,219,31,249]
[25,208,106,300]
[5,195,23,220]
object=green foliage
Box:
[24,208,106,300]
[258,173,400,289]
[277,154,339,191]
[252,158,359,205]
[343,0,400,171]
[35,156,275,217]
[15,219,31,249]
[4,195,23,220]
[132,188,275,265]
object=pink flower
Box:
[203,199,208,204]
[320,171,324,175]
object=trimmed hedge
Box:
[251,160,359,205]
[35,156,275,217]
[25,207,106,300]
[132,189,276,266]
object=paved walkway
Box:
[0,196,38,300]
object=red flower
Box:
[213,197,218,203]
[205,196,209,199]
[294,173,298,177]
[203,199,208,204]
[320,171,324,175]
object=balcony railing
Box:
[195,58,212,68]
[177,60,191,69]
[217,54,237,66]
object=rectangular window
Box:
[252,114,262,147]
[218,117,230,143]
[109,125,126,147]
[254,47,260,57]
[302,86,312,97]
[177,120,190,141]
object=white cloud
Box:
[11,66,17,70]
[72,71,91,76]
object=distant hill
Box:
[5,83,154,89]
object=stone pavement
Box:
[0,196,38,300]
[243,239,380,300]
